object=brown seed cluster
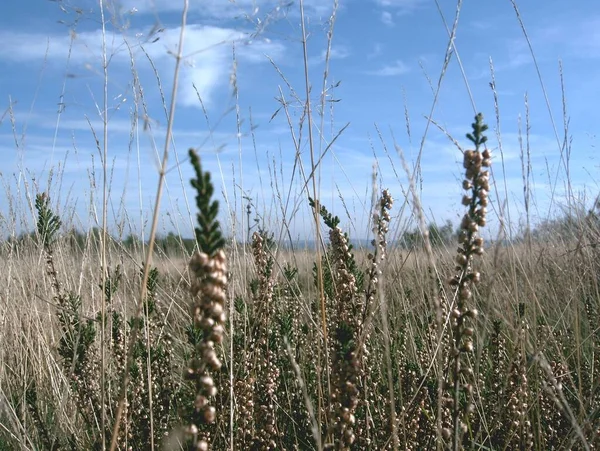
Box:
[365,189,394,307]
[355,189,394,447]
[233,232,281,448]
[372,189,394,261]
[326,226,361,450]
[504,318,533,449]
[186,249,227,450]
[358,189,394,354]
[487,320,506,433]
[249,231,280,449]
[251,231,275,318]
[443,147,491,445]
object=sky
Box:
[1,0,599,244]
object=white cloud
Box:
[367,60,409,76]
[308,45,351,65]
[319,45,351,62]
[489,14,600,76]
[0,25,284,108]
[541,17,600,59]
[329,46,351,60]
[470,20,493,31]
[372,0,424,14]
[368,42,383,59]
[381,11,394,27]
[121,0,266,17]
[119,0,335,20]
[373,0,419,6]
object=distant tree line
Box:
[399,220,455,250]
[0,227,198,257]
[3,208,598,257]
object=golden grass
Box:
[1,2,598,450]
[1,195,600,449]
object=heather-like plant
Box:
[35,193,102,447]
[250,231,281,448]
[310,196,385,449]
[115,266,178,449]
[443,113,490,449]
[33,192,183,449]
[185,148,228,450]
[325,223,361,449]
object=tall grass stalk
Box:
[109,1,190,449]
[99,1,109,448]
[300,0,331,435]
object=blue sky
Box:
[1,0,599,243]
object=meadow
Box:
[0,1,599,450]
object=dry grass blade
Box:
[109,1,190,449]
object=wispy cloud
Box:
[120,0,335,19]
[309,45,351,65]
[381,11,394,27]
[538,16,600,59]
[372,0,425,15]
[368,42,383,59]
[0,25,284,108]
[469,20,493,31]
[328,46,351,60]
[367,60,409,76]
[487,14,600,76]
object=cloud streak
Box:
[372,0,425,15]
[119,0,335,20]
[381,11,394,27]
[366,60,410,76]
[309,45,351,65]
[0,25,284,108]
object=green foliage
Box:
[466,112,489,148]
[111,309,124,351]
[34,194,97,379]
[57,292,96,375]
[189,148,226,256]
[35,193,62,248]
[428,220,454,247]
[185,322,204,349]
[311,250,364,309]
[249,278,259,298]
[119,265,179,449]
[401,220,455,249]
[278,311,294,341]
[123,233,143,249]
[155,232,197,256]
[313,255,335,301]
[280,263,300,299]
[529,210,589,243]
[25,382,58,450]
[334,321,355,358]
[308,196,340,229]
[33,204,180,450]
[310,198,364,293]
[257,227,276,250]
[99,265,122,305]
[283,263,298,283]
[65,228,87,254]
[145,266,160,314]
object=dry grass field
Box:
[1,121,599,450]
[1,1,599,450]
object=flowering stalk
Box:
[327,225,361,450]
[444,113,491,450]
[186,149,227,450]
